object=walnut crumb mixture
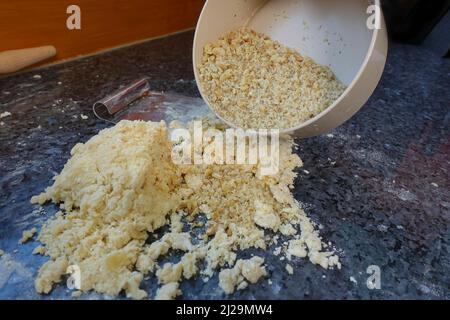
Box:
[197,27,346,129]
[31,120,340,299]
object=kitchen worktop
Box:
[0,30,449,300]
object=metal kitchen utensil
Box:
[193,0,388,137]
[93,78,212,124]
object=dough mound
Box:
[31,120,340,299]
[32,121,180,297]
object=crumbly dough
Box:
[31,120,340,299]
[19,227,37,244]
[285,264,294,275]
[288,239,308,258]
[124,271,148,300]
[197,28,346,129]
[218,257,267,294]
[32,246,46,255]
[35,257,68,294]
[154,282,181,300]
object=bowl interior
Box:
[194,0,374,86]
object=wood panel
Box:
[0,0,204,64]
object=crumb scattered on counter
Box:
[218,257,267,294]
[32,207,45,215]
[19,227,37,244]
[80,114,88,120]
[286,264,294,275]
[154,282,181,300]
[0,111,11,119]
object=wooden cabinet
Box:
[0,0,204,64]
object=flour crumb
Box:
[32,246,46,255]
[156,262,183,284]
[280,223,297,236]
[154,282,181,300]
[35,257,68,294]
[219,257,267,294]
[124,272,148,300]
[32,207,45,215]
[19,227,37,244]
[287,239,307,258]
[0,111,11,119]
[273,246,282,256]
[286,264,294,275]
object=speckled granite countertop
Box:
[0,30,449,300]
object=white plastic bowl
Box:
[193,0,388,137]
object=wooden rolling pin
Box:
[0,46,56,74]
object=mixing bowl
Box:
[193,0,388,137]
